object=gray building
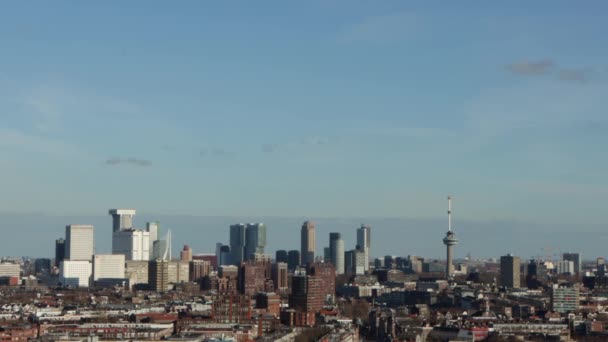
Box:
[244,223,266,261]
[329,233,344,275]
[108,209,136,232]
[501,254,521,289]
[229,223,247,265]
[65,225,94,261]
[301,221,316,266]
[563,253,582,275]
[356,225,371,272]
[55,238,66,267]
[345,249,366,276]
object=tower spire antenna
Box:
[448,195,452,232]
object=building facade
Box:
[65,225,94,261]
[501,254,521,289]
[300,221,315,266]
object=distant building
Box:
[563,253,582,275]
[501,254,521,289]
[357,225,371,272]
[0,263,20,278]
[149,259,170,292]
[112,229,150,261]
[384,255,396,269]
[146,221,159,259]
[329,233,345,275]
[180,245,193,262]
[276,250,288,264]
[307,262,336,300]
[244,223,266,261]
[551,285,580,313]
[93,254,125,282]
[55,238,66,268]
[345,249,366,276]
[60,260,92,287]
[35,258,52,275]
[272,262,289,293]
[300,221,316,266]
[189,260,211,283]
[125,260,149,286]
[230,224,247,265]
[554,260,575,275]
[288,250,300,272]
[212,294,252,323]
[65,225,94,261]
[108,209,136,232]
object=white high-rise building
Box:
[555,260,575,275]
[93,254,125,281]
[357,224,371,272]
[109,209,136,232]
[146,221,159,259]
[65,225,94,261]
[112,229,150,261]
[60,260,92,287]
[0,263,20,278]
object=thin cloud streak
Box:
[104,157,152,167]
[506,59,554,75]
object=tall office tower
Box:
[60,260,92,287]
[93,254,125,282]
[300,221,316,266]
[65,225,94,261]
[323,247,331,262]
[181,245,193,262]
[500,254,521,288]
[272,262,289,294]
[597,257,606,277]
[55,238,66,267]
[275,250,288,264]
[563,253,582,275]
[345,249,366,276]
[146,221,159,258]
[374,258,385,269]
[219,245,231,266]
[288,250,301,271]
[230,224,247,265]
[149,259,170,292]
[112,229,150,261]
[329,233,344,275]
[108,209,136,232]
[555,260,575,275]
[289,274,324,325]
[442,196,459,280]
[384,255,396,269]
[244,223,267,261]
[356,225,371,272]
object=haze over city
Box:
[2,1,607,258]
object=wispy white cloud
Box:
[104,157,152,167]
[506,59,555,75]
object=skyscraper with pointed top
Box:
[443,196,459,280]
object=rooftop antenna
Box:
[448,195,452,232]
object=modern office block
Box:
[55,238,66,267]
[563,253,582,275]
[501,254,521,289]
[112,229,150,261]
[356,225,371,272]
[60,260,92,287]
[244,223,266,261]
[65,225,94,261]
[108,209,136,232]
[301,221,316,266]
[230,224,247,265]
[93,254,125,281]
[329,233,344,275]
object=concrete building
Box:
[272,262,289,293]
[287,250,300,271]
[55,238,66,268]
[167,261,190,284]
[356,225,371,272]
[149,259,170,292]
[189,260,211,283]
[180,245,193,262]
[146,221,159,258]
[300,221,315,266]
[329,233,345,275]
[93,254,125,283]
[230,224,247,265]
[112,229,150,261]
[60,260,92,287]
[0,263,20,278]
[108,209,136,232]
[551,285,580,313]
[501,254,521,289]
[563,253,582,275]
[65,225,94,261]
[125,260,149,286]
[244,223,267,261]
[345,249,366,276]
[555,260,575,275]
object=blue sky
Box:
[1,2,608,257]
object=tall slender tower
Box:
[301,221,316,265]
[442,196,459,280]
[357,225,371,272]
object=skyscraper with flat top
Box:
[356,225,371,272]
[563,253,582,275]
[501,254,521,288]
[244,223,266,261]
[329,233,344,275]
[230,224,247,265]
[108,209,136,232]
[65,225,94,261]
[301,221,315,266]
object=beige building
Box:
[300,221,316,265]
